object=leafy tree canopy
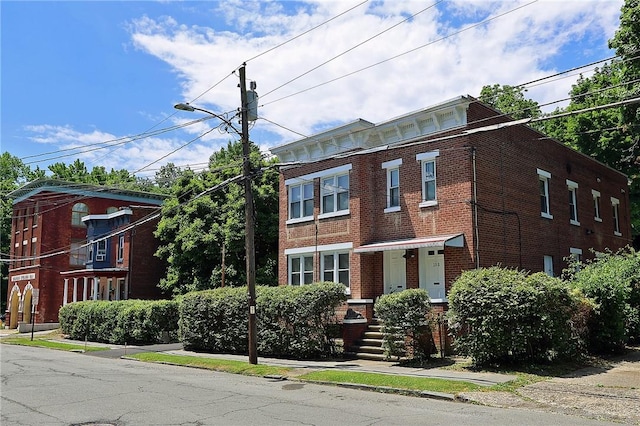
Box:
[154,140,279,296]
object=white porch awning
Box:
[354,233,464,253]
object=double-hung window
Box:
[612,197,622,236]
[96,239,107,261]
[289,182,314,220]
[117,235,125,262]
[70,239,87,266]
[416,150,439,207]
[321,173,349,215]
[289,255,314,285]
[382,159,402,212]
[592,190,602,222]
[567,180,579,226]
[321,251,350,292]
[537,169,552,219]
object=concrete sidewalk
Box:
[0,329,515,389]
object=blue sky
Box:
[1,0,623,178]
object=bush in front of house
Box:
[374,289,433,361]
[447,267,587,366]
[179,286,248,353]
[569,248,640,353]
[179,282,347,359]
[58,299,179,344]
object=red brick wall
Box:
[277,101,632,308]
[7,191,165,324]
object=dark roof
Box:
[8,178,167,206]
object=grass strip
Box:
[297,370,483,394]
[1,337,109,352]
[129,352,292,377]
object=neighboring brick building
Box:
[271,96,633,326]
[5,179,167,328]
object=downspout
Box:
[472,147,480,269]
[127,229,134,298]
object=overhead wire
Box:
[260,0,444,99]
[260,0,538,104]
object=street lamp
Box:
[173,65,258,364]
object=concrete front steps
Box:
[348,319,405,362]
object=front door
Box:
[384,250,406,294]
[420,248,446,301]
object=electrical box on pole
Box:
[247,82,258,122]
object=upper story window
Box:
[117,234,125,262]
[416,150,439,207]
[70,239,87,266]
[106,206,118,214]
[71,203,89,226]
[96,239,107,261]
[592,190,602,222]
[33,203,38,227]
[537,169,553,219]
[321,173,349,215]
[382,159,402,212]
[611,197,622,236]
[289,182,314,220]
[567,180,579,226]
[289,254,314,285]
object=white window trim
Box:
[382,158,402,213]
[288,254,314,286]
[567,179,580,226]
[417,150,439,207]
[592,189,602,222]
[321,250,351,295]
[611,197,622,236]
[538,168,553,219]
[284,242,352,256]
[287,181,314,223]
[117,235,125,262]
[285,164,352,186]
[320,172,350,216]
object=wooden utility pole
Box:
[240,63,258,365]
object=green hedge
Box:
[570,248,640,353]
[58,299,179,345]
[179,282,347,359]
[374,289,433,361]
[448,267,587,366]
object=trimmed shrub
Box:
[374,289,433,361]
[58,299,179,344]
[179,282,347,359]
[448,267,585,366]
[179,287,248,353]
[570,248,640,353]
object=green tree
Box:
[154,140,279,296]
[479,84,542,120]
[543,0,640,244]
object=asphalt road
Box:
[1,344,620,426]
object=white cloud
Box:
[23,0,623,175]
[22,122,239,177]
[127,0,622,149]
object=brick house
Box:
[5,179,167,329]
[270,96,633,346]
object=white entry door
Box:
[419,248,446,301]
[384,250,406,294]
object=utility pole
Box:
[240,63,258,365]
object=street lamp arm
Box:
[174,103,241,136]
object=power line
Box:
[260,0,538,105]
[260,0,443,99]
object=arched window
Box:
[71,203,89,226]
[106,207,118,214]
